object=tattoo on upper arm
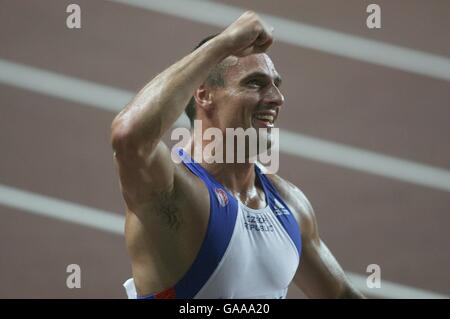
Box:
[152,190,182,230]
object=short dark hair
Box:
[185,34,228,127]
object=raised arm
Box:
[110,11,274,213]
[110,36,228,212]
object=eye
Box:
[247,79,266,88]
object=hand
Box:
[220,11,274,57]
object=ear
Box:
[194,85,214,112]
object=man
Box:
[111,11,363,299]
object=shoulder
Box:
[266,174,318,238]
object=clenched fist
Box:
[220,11,274,57]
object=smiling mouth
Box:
[252,114,275,128]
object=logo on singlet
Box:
[215,188,229,207]
[273,200,290,216]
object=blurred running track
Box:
[0,0,449,298]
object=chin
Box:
[257,129,274,151]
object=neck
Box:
[185,137,258,195]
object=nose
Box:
[264,84,284,107]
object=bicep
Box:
[266,176,362,298]
[287,184,356,298]
[294,237,349,298]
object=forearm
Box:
[337,283,366,299]
[112,35,230,147]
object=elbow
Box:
[110,114,159,162]
[111,116,128,152]
[110,113,139,158]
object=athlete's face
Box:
[212,53,284,132]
